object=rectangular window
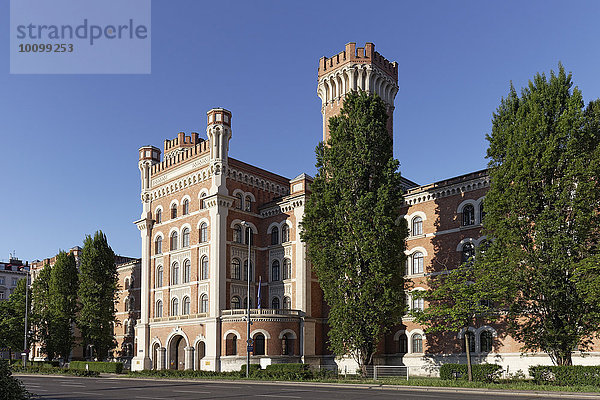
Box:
[0,292,4,299]
[0,277,4,285]
[12,278,18,286]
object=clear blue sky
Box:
[2,0,600,262]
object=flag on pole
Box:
[257,276,262,309]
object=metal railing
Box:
[373,365,409,381]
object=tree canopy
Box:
[480,64,600,365]
[301,91,407,375]
[0,279,30,353]
[77,231,118,360]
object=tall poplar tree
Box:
[77,231,118,360]
[481,65,600,365]
[31,264,54,359]
[301,91,407,376]
[48,251,79,361]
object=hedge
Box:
[69,361,123,374]
[240,364,261,376]
[440,363,502,382]
[11,360,60,368]
[263,363,313,380]
[529,365,600,386]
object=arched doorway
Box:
[169,335,186,370]
[196,341,205,370]
[152,343,160,370]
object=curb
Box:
[15,373,600,399]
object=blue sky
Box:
[2,0,600,262]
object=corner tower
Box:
[317,42,399,143]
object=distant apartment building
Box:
[0,257,29,301]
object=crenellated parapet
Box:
[317,42,399,144]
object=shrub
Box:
[0,360,32,399]
[128,369,237,379]
[69,361,123,374]
[263,363,313,380]
[10,360,59,368]
[240,364,262,377]
[529,365,600,386]
[440,363,502,382]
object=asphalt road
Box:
[15,374,598,400]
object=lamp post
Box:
[240,221,251,377]
[23,268,29,367]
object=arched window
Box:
[231,296,241,309]
[254,333,265,355]
[171,298,179,316]
[412,334,423,353]
[124,278,130,290]
[155,300,163,318]
[171,203,177,219]
[155,236,162,254]
[271,227,279,245]
[170,231,178,250]
[245,196,252,212]
[156,266,163,288]
[243,260,253,282]
[236,193,243,210]
[226,333,237,355]
[183,199,189,215]
[464,331,475,353]
[411,292,424,311]
[282,259,291,280]
[479,203,485,224]
[183,259,191,283]
[245,227,254,245]
[155,209,162,224]
[232,258,241,280]
[281,224,289,243]
[271,260,280,282]
[200,192,207,209]
[124,296,131,311]
[182,296,190,315]
[201,256,209,280]
[199,222,208,243]
[462,204,475,226]
[412,216,423,236]
[480,330,493,353]
[282,333,294,355]
[462,243,475,264]
[283,296,291,310]
[182,227,190,248]
[271,297,280,310]
[398,333,408,353]
[172,262,179,285]
[200,294,208,313]
[233,224,242,243]
[412,252,424,274]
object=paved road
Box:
[15,375,598,400]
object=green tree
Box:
[301,91,407,376]
[77,231,118,360]
[30,264,54,359]
[48,251,79,361]
[481,65,600,365]
[0,360,31,400]
[0,279,31,353]
[411,260,503,381]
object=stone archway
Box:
[196,341,205,370]
[169,335,186,370]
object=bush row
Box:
[440,363,503,382]
[69,361,123,374]
[529,365,600,386]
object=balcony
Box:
[222,308,303,317]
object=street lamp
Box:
[23,268,30,367]
[240,221,251,377]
